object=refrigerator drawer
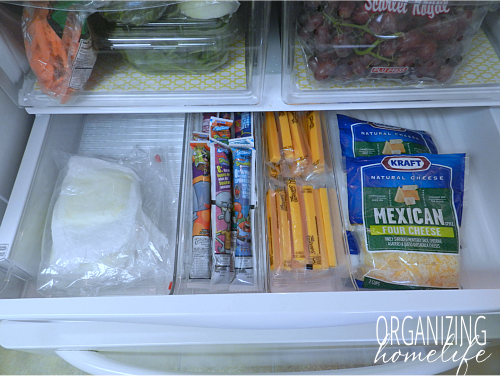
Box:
[0,108,500,328]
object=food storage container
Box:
[91,12,240,75]
[0,1,270,108]
[101,5,170,26]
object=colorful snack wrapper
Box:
[192,132,209,141]
[210,117,233,145]
[231,147,254,286]
[338,114,439,158]
[210,142,233,285]
[218,112,234,121]
[202,113,217,134]
[234,112,253,139]
[189,142,211,279]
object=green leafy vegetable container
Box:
[101,4,171,26]
[93,12,240,75]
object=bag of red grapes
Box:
[297,1,494,85]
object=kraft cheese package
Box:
[345,153,467,290]
[338,114,439,159]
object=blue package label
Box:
[338,114,438,158]
[346,154,466,255]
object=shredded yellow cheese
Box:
[353,226,459,288]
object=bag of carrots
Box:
[22,3,97,104]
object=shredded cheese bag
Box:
[346,153,466,290]
[338,114,438,158]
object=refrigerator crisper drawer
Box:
[0,1,270,108]
[1,109,500,327]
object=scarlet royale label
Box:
[364,0,451,19]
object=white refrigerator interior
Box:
[0,0,500,375]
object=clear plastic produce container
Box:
[282,1,500,106]
[91,12,240,75]
[0,1,270,108]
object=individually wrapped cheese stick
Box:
[302,185,329,270]
[277,111,294,162]
[285,178,306,263]
[266,189,276,271]
[276,186,292,271]
[287,111,313,177]
[265,112,281,165]
[303,111,326,176]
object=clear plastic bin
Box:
[91,12,240,75]
[281,1,500,106]
[0,1,270,108]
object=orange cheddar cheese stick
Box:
[313,189,330,270]
[286,178,305,262]
[269,189,281,271]
[266,190,275,271]
[288,111,310,175]
[305,111,325,174]
[302,185,323,269]
[277,111,294,161]
[277,187,292,270]
[287,111,307,160]
[265,112,281,164]
[319,188,337,268]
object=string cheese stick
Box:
[266,190,275,271]
[286,178,305,262]
[277,111,294,161]
[265,112,281,164]
[277,187,291,270]
[319,188,337,268]
[287,111,307,161]
[305,111,325,173]
[313,189,329,270]
[266,189,281,272]
[302,185,323,270]
[288,111,310,176]
[270,189,281,272]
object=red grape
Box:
[418,41,438,62]
[314,58,337,81]
[400,31,425,53]
[380,39,397,57]
[435,65,455,83]
[315,25,331,51]
[334,64,354,82]
[338,1,355,19]
[348,58,367,75]
[395,52,418,67]
[332,34,354,58]
[351,5,371,25]
[303,13,324,33]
